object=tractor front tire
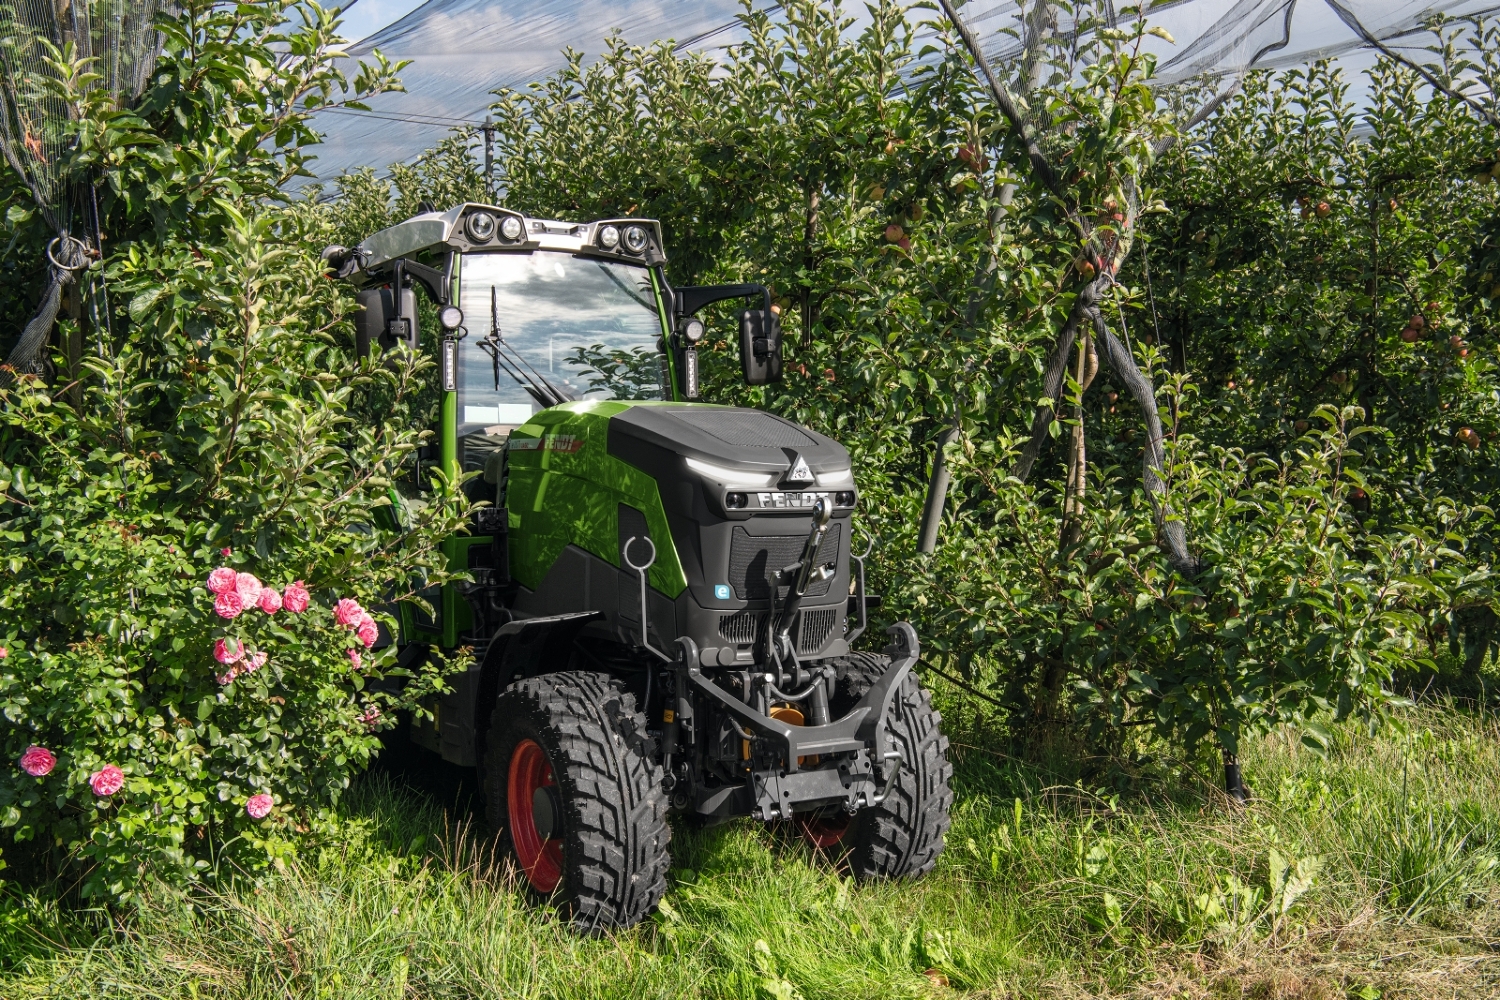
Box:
[822,652,953,878]
[482,670,670,932]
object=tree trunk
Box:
[801,182,820,348]
[1223,750,1248,803]
[1060,331,1098,549]
[63,278,83,408]
[917,180,1018,552]
[1362,181,1379,423]
[917,425,961,553]
[1092,313,1198,574]
[1011,278,1103,483]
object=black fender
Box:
[470,611,603,770]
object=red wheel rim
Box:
[508,738,564,892]
[798,813,852,849]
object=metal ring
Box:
[855,527,874,561]
[622,535,656,572]
[45,235,88,271]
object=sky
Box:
[337,0,428,46]
[301,0,1493,186]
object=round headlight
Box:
[683,317,705,343]
[465,212,496,242]
[622,225,648,253]
[499,215,524,241]
[439,304,464,331]
[598,225,620,249]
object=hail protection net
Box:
[0,0,166,228]
[308,0,1500,186]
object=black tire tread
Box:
[482,670,670,931]
[825,652,953,879]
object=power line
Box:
[319,106,488,128]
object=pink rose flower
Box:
[356,614,379,649]
[282,581,310,614]
[90,765,124,797]
[221,547,233,557]
[214,589,244,619]
[20,745,55,777]
[213,638,244,664]
[206,567,237,594]
[246,651,268,673]
[333,598,364,628]
[258,588,283,614]
[234,572,262,606]
[359,705,382,729]
[246,793,273,819]
[347,648,363,671]
[0,646,8,659]
[217,667,239,685]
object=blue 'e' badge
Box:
[714,584,731,600]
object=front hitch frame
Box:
[684,622,919,775]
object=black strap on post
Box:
[1,234,89,391]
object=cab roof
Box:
[345,203,666,282]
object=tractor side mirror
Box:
[739,308,783,385]
[354,285,418,358]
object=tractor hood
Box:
[606,405,851,491]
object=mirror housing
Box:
[354,284,418,358]
[739,308,783,385]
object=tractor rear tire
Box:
[819,652,953,878]
[482,670,670,932]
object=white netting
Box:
[0,0,166,226]
[304,0,1500,184]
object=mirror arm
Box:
[674,283,771,321]
[366,257,449,306]
[401,258,449,306]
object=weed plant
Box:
[2,692,1497,998]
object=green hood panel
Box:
[506,400,689,597]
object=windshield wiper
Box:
[478,286,575,408]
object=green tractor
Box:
[323,204,952,930]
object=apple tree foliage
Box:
[336,0,1500,775]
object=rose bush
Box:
[0,213,470,897]
[0,0,471,898]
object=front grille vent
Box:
[728,524,841,600]
[797,608,839,654]
[718,609,838,654]
[719,611,762,645]
[618,503,651,567]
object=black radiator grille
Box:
[797,608,839,654]
[718,611,762,645]
[717,608,839,654]
[728,524,841,600]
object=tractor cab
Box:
[324,204,951,932]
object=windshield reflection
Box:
[456,251,666,434]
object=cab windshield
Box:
[455,251,667,434]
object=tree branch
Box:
[935,0,1065,199]
[1011,278,1103,482]
[1091,307,1199,575]
[1152,77,1243,157]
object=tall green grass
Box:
[3,695,1499,998]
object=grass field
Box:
[3,686,1499,999]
